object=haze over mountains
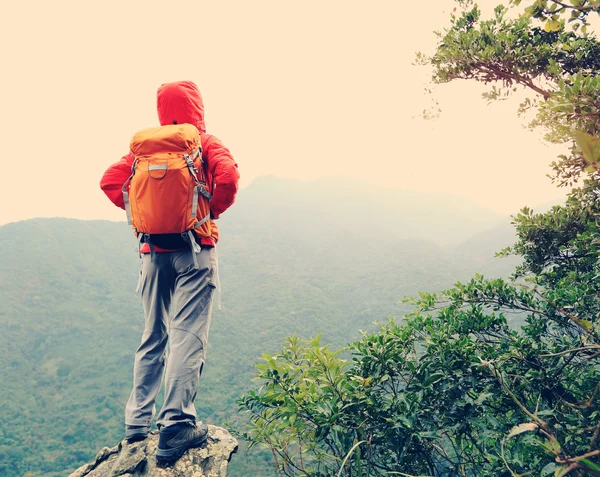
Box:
[1,176,531,476]
[234,175,509,247]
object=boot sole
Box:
[156,433,209,463]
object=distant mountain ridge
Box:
[234,175,508,247]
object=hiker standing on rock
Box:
[100,81,240,463]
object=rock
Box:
[69,425,238,477]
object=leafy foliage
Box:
[237,270,600,475]
[235,1,600,475]
[513,0,600,30]
[423,0,600,186]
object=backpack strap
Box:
[137,232,144,259]
[184,150,213,201]
[122,160,137,226]
[182,230,202,269]
[190,186,211,229]
[195,211,211,228]
[214,244,222,312]
[185,147,212,232]
[133,232,144,293]
[142,233,156,262]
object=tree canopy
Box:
[428,0,600,185]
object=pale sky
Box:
[0,0,571,225]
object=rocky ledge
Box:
[69,425,238,477]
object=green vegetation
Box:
[0,186,515,477]
[236,1,600,475]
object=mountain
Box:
[233,175,507,247]
[0,177,521,477]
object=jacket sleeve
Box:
[100,153,134,210]
[203,136,240,219]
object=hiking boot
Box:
[125,425,149,443]
[156,422,209,463]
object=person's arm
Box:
[203,136,240,219]
[100,153,134,209]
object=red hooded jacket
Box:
[100,81,240,250]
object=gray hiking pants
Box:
[125,247,217,429]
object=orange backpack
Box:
[121,124,212,261]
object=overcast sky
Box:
[0,0,571,225]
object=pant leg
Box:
[157,247,217,428]
[125,253,174,427]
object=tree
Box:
[235,2,600,476]
[426,0,600,185]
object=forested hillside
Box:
[0,177,518,476]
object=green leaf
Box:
[544,19,561,32]
[572,317,593,331]
[424,373,444,386]
[574,131,600,169]
[581,459,600,472]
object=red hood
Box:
[157,81,206,133]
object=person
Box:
[99,81,240,462]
